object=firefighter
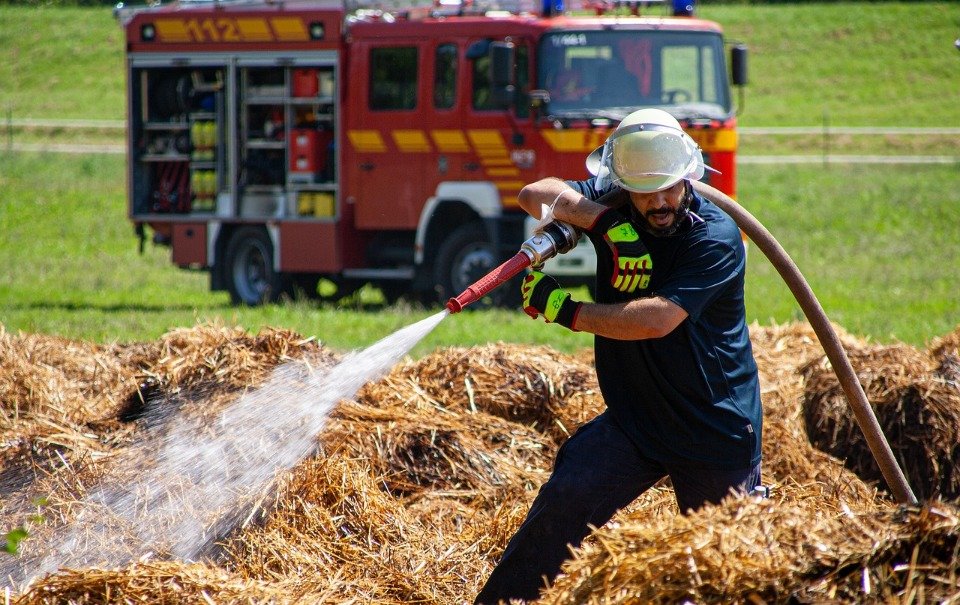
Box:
[474,108,763,605]
[549,68,591,102]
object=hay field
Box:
[1,321,959,604]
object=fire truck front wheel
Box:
[434,222,520,309]
[224,227,283,306]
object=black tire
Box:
[224,227,282,306]
[434,222,521,309]
[379,281,410,306]
[286,274,322,301]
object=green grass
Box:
[740,162,960,345]
[1,153,957,353]
[701,3,960,127]
[0,6,125,121]
[1,3,958,126]
[0,152,596,355]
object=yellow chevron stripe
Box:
[393,130,432,153]
[687,129,738,152]
[271,17,308,41]
[236,18,272,42]
[494,181,525,192]
[430,130,470,153]
[540,129,611,153]
[154,19,190,43]
[467,130,506,152]
[348,130,387,153]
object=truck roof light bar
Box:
[428,0,542,16]
[569,0,695,17]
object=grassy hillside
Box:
[0,3,958,125]
[0,6,125,120]
[702,2,960,126]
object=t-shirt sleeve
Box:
[565,178,604,201]
[657,235,743,323]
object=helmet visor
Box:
[588,122,717,193]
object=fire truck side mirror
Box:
[490,41,516,109]
[731,44,748,87]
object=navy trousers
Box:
[474,411,761,605]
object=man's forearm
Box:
[573,296,687,340]
[518,178,606,230]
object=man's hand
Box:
[586,208,652,293]
[520,271,581,330]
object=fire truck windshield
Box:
[538,30,731,121]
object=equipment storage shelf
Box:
[130,66,225,216]
[239,64,337,198]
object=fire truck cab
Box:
[119,0,746,306]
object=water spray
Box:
[3,312,449,588]
[445,220,581,313]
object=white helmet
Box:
[586,108,717,193]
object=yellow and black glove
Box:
[521,271,581,330]
[587,208,653,293]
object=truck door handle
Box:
[360,162,375,171]
[464,162,480,171]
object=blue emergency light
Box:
[672,0,694,16]
[542,0,563,16]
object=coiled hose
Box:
[692,181,918,505]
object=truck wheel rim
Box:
[453,245,496,294]
[234,240,270,303]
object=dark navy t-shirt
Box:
[569,180,762,470]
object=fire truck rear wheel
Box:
[434,222,520,309]
[224,227,282,306]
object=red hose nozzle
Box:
[445,251,532,313]
[445,220,580,313]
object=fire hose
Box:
[446,182,918,505]
[692,181,917,505]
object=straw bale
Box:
[539,490,894,604]
[542,494,960,605]
[747,323,881,506]
[802,340,960,501]
[929,325,960,385]
[15,560,281,604]
[1,323,332,492]
[928,324,960,361]
[225,454,490,604]
[358,343,602,443]
[0,326,136,425]
[794,502,960,603]
[7,322,960,604]
[321,399,553,501]
[130,322,333,397]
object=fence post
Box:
[822,110,830,167]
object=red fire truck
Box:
[118,0,746,306]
